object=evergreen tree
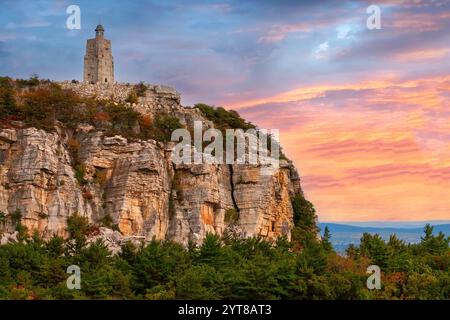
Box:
[420,224,449,255]
[345,244,359,259]
[291,194,319,248]
[66,213,91,253]
[359,233,389,267]
[321,226,333,253]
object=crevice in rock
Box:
[228,164,239,213]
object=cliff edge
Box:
[0,80,302,245]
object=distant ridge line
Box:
[318,222,450,234]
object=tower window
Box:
[105,78,108,83]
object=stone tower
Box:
[83,24,114,84]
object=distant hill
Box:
[319,222,450,234]
[318,222,450,253]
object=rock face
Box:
[0,83,303,245]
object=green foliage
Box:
[290,194,319,248]
[134,82,148,97]
[0,225,447,300]
[105,102,140,136]
[175,265,222,299]
[297,240,328,275]
[359,233,389,267]
[124,82,147,105]
[130,240,190,295]
[0,77,18,118]
[74,164,88,186]
[193,103,289,160]
[66,213,91,252]
[100,214,114,229]
[15,223,28,241]
[153,114,184,141]
[46,235,65,257]
[291,194,317,229]
[224,208,239,224]
[420,224,449,255]
[0,81,448,299]
[194,103,255,131]
[0,211,6,225]
[16,74,41,87]
[321,226,333,253]
[0,79,184,144]
[20,83,82,130]
[10,209,22,225]
[66,213,91,239]
[346,244,359,259]
[125,91,139,104]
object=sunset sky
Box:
[1,0,450,222]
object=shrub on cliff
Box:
[125,91,139,104]
[224,208,239,224]
[104,102,140,135]
[194,103,255,131]
[66,213,92,252]
[134,82,148,97]
[20,83,83,130]
[124,82,147,105]
[153,114,183,141]
[0,77,18,118]
[16,74,41,87]
[74,164,88,185]
[291,194,319,248]
[193,103,290,160]
[0,79,184,144]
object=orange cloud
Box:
[258,23,313,43]
[227,76,433,109]
[236,74,450,110]
[393,48,450,61]
[234,75,450,222]
[384,9,450,33]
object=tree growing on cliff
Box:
[66,213,92,253]
[291,194,319,248]
[0,77,18,118]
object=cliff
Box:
[0,81,302,245]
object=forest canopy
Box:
[0,198,448,300]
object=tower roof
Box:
[95,24,104,32]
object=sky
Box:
[1,0,450,222]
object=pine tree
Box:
[420,224,449,255]
[421,224,433,242]
[321,226,333,252]
[359,233,388,267]
[291,194,319,248]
